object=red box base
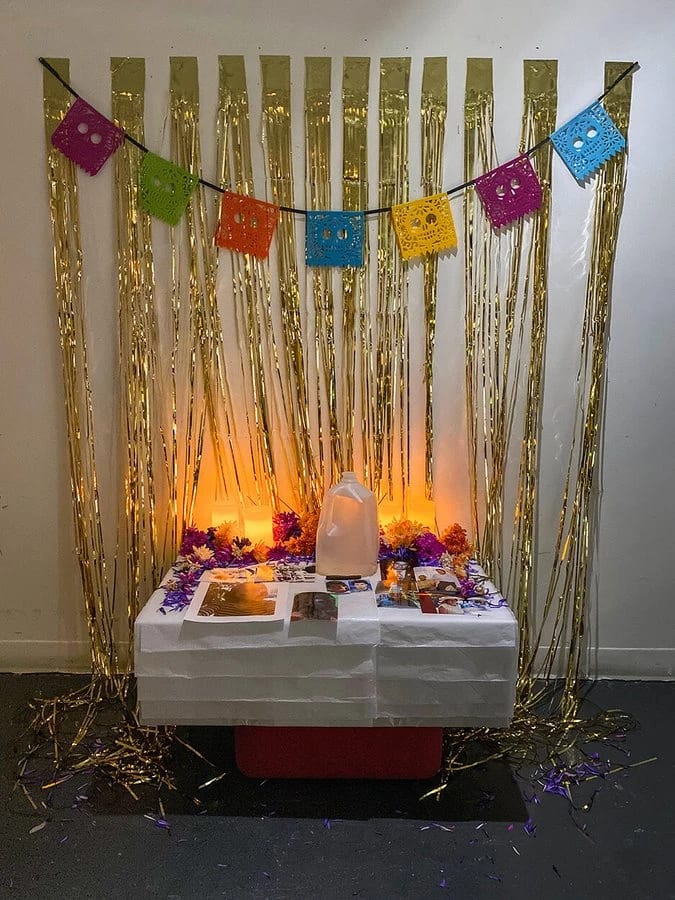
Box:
[235,726,443,779]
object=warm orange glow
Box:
[211,500,243,531]
[243,504,274,546]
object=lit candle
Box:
[243,505,273,546]
[211,500,243,533]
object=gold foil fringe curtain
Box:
[420,59,447,501]
[38,58,634,791]
[217,56,282,509]
[43,60,116,679]
[377,58,411,503]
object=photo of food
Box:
[196,582,277,617]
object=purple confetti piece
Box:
[440,878,446,888]
[323,818,331,829]
[507,824,514,832]
[487,874,502,882]
[523,818,537,837]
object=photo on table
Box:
[290,591,339,622]
[196,581,278,617]
[205,561,316,584]
[325,578,371,594]
[414,566,461,597]
[376,593,421,610]
[376,558,416,595]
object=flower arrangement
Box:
[160,512,477,613]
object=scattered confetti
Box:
[323,818,331,829]
[524,818,537,837]
[419,823,455,832]
[29,821,47,834]
[553,865,561,878]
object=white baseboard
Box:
[533,646,675,680]
[2,640,674,679]
[0,640,126,674]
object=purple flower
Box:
[273,511,301,545]
[414,531,446,564]
[180,526,209,556]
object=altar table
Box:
[135,574,518,730]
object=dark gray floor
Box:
[1,675,673,899]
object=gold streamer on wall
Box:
[463,59,498,558]
[43,59,116,677]
[169,58,256,525]
[261,55,320,510]
[377,58,410,501]
[305,57,343,484]
[217,56,281,508]
[111,58,167,668]
[529,63,633,715]
[509,61,558,684]
[420,58,447,500]
[341,58,373,480]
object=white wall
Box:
[1,0,673,675]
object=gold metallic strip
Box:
[43,59,115,677]
[535,63,633,716]
[111,57,167,667]
[342,57,372,481]
[169,58,254,526]
[305,57,342,485]
[217,56,281,509]
[377,57,410,502]
[261,55,320,509]
[421,57,447,500]
[509,60,558,686]
[463,58,497,554]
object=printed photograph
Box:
[290,591,339,622]
[376,593,421,610]
[325,578,371,594]
[206,561,315,584]
[196,582,278,617]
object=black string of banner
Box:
[39,57,638,218]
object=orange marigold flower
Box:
[440,523,471,556]
[284,509,320,556]
[383,518,428,550]
[213,521,236,549]
[252,542,270,563]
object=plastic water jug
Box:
[315,472,379,576]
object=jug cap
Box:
[341,471,358,482]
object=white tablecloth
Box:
[135,576,518,728]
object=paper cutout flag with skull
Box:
[51,98,125,176]
[139,153,199,226]
[550,101,625,181]
[391,193,457,261]
[215,192,279,258]
[475,155,543,228]
[305,211,364,267]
